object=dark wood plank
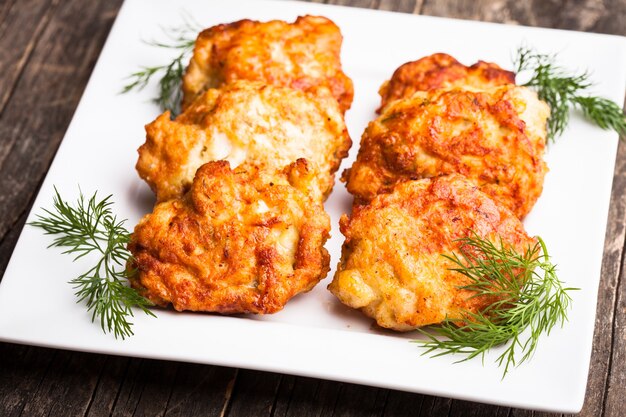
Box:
[603,138,626,417]
[604,280,626,417]
[19,351,108,417]
[378,0,423,13]
[86,357,237,417]
[225,370,283,416]
[110,359,179,417]
[273,377,389,417]
[0,0,123,242]
[421,0,626,35]
[271,377,454,417]
[84,356,132,417]
[447,400,510,417]
[0,345,57,416]
[0,202,28,281]
[585,0,626,36]
[0,202,33,417]
[0,0,17,24]
[164,364,237,417]
[331,384,388,417]
[325,0,380,8]
[0,0,58,114]
[272,377,343,417]
[381,390,426,417]
[414,396,452,417]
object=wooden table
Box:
[0,0,624,416]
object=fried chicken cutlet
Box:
[137,80,351,202]
[128,159,331,314]
[344,85,549,219]
[378,53,515,113]
[182,15,354,113]
[329,174,536,331]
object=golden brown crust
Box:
[128,159,331,314]
[378,53,515,113]
[182,15,354,113]
[344,85,549,219]
[328,174,536,331]
[137,80,351,202]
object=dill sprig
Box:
[29,188,155,339]
[122,14,200,116]
[514,46,626,141]
[415,234,575,378]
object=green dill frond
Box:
[30,187,155,339]
[122,13,201,116]
[573,96,626,135]
[415,234,575,378]
[514,45,626,141]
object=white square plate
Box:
[1,0,625,412]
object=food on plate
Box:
[378,53,515,113]
[137,80,351,202]
[128,159,331,314]
[514,46,626,140]
[343,85,549,219]
[182,15,354,113]
[132,15,355,316]
[329,50,575,372]
[328,174,536,331]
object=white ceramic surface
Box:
[1,0,625,412]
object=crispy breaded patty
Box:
[137,80,351,202]
[128,160,331,314]
[182,15,354,113]
[329,174,535,331]
[378,53,515,112]
[344,85,549,219]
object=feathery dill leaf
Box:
[514,46,626,140]
[414,234,575,378]
[572,96,626,135]
[122,14,200,116]
[29,188,155,339]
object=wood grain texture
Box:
[0,344,56,416]
[0,0,17,25]
[110,359,180,416]
[225,370,283,416]
[600,134,626,417]
[273,376,342,417]
[0,0,122,241]
[0,0,625,417]
[421,0,626,34]
[604,260,626,417]
[18,351,108,417]
[0,0,58,114]
[84,356,132,417]
[163,364,237,417]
